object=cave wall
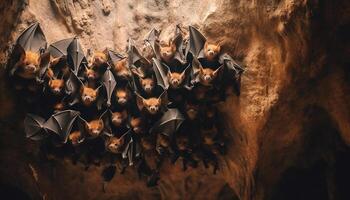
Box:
[0,0,349,199]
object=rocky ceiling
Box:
[0,0,349,200]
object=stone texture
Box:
[0,0,349,199]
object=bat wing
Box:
[7,44,25,76]
[102,69,117,107]
[188,26,206,59]
[65,71,84,106]
[16,22,47,53]
[189,57,202,86]
[144,28,161,59]
[172,33,187,65]
[152,58,169,90]
[181,62,193,89]
[107,49,126,64]
[44,110,80,143]
[127,39,150,67]
[37,52,51,83]
[67,37,87,75]
[24,114,48,141]
[150,108,185,137]
[48,38,75,58]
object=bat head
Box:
[85,67,100,81]
[69,131,83,146]
[136,91,167,115]
[91,51,107,68]
[157,133,170,148]
[115,87,130,106]
[176,135,189,151]
[85,119,104,137]
[111,110,127,127]
[167,71,185,88]
[106,136,125,153]
[204,42,221,61]
[141,136,154,151]
[113,58,131,79]
[53,102,65,111]
[201,126,218,145]
[160,41,176,62]
[15,51,41,79]
[48,78,65,95]
[80,86,99,106]
[130,116,143,134]
[199,66,222,86]
[139,77,155,94]
[185,102,199,120]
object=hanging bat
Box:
[78,110,109,139]
[103,108,130,137]
[127,38,153,75]
[42,110,81,143]
[24,114,49,141]
[114,85,132,107]
[47,37,75,79]
[136,90,168,115]
[89,51,108,69]
[188,26,244,95]
[191,57,223,87]
[129,116,146,135]
[65,70,101,107]
[66,37,87,75]
[7,22,50,90]
[107,50,131,81]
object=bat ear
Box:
[136,93,145,111]
[39,52,51,67]
[95,85,102,93]
[158,90,168,105]
[213,65,223,76]
[204,41,208,50]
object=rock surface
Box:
[0,0,350,199]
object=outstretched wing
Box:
[16,22,47,53]
[102,69,117,107]
[24,114,48,141]
[67,37,86,75]
[152,58,169,90]
[48,38,74,58]
[187,26,206,58]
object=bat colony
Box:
[6,23,244,188]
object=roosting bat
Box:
[188,26,244,95]
[136,89,168,116]
[67,37,87,75]
[7,22,50,91]
[77,110,109,139]
[107,50,131,81]
[47,38,74,79]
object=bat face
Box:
[91,52,107,67]
[201,126,218,145]
[113,58,131,79]
[143,97,161,114]
[85,68,99,81]
[160,43,176,62]
[80,86,98,106]
[204,42,221,61]
[115,88,130,106]
[16,51,41,79]
[199,67,220,86]
[111,110,127,127]
[69,131,83,146]
[140,78,154,93]
[48,79,65,95]
[176,135,189,151]
[106,136,125,153]
[130,117,143,134]
[168,72,184,88]
[157,133,170,148]
[185,103,199,120]
[85,119,104,137]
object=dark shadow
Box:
[0,183,32,200]
[217,184,240,200]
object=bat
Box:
[7,22,50,86]
[150,108,184,138]
[100,68,117,108]
[78,110,109,139]
[191,57,223,87]
[66,37,87,75]
[89,51,108,69]
[47,38,74,79]
[129,116,146,135]
[114,85,132,107]
[65,70,101,107]
[127,39,152,75]
[188,26,244,95]
[107,49,131,81]
[43,110,81,143]
[103,108,130,137]
[24,114,48,141]
[135,89,168,115]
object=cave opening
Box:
[270,105,350,200]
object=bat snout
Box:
[118,98,127,105]
[52,88,62,94]
[25,64,37,72]
[112,118,122,126]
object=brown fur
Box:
[113,58,131,79]
[141,136,154,151]
[111,110,127,127]
[115,88,130,106]
[168,72,185,88]
[85,119,104,137]
[80,86,98,106]
[142,98,161,114]
[204,42,221,61]
[157,134,170,148]
[16,51,41,79]
[91,52,107,68]
[48,79,64,95]
[130,117,144,134]
[160,42,176,63]
[199,67,221,86]
[69,131,83,146]
[139,78,154,93]
[185,103,199,120]
[106,136,125,153]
